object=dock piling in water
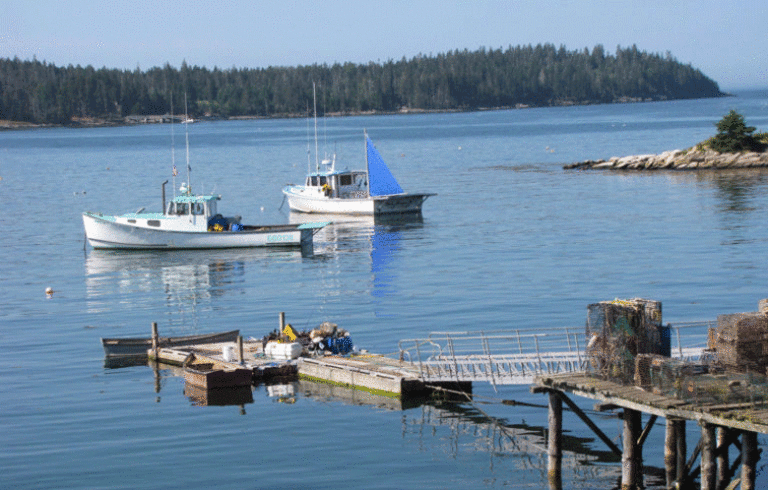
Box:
[547,392,562,489]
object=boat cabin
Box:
[166,193,220,218]
[305,170,369,199]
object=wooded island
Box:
[1,44,724,127]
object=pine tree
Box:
[709,110,764,153]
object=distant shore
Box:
[1,95,728,131]
[0,105,514,131]
[565,148,768,171]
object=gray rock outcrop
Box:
[565,149,768,170]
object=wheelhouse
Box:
[305,170,368,198]
[165,193,221,218]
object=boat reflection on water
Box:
[83,247,305,317]
[288,211,424,300]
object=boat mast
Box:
[184,92,192,193]
[364,129,371,196]
[313,82,319,173]
[306,101,311,176]
[170,91,177,201]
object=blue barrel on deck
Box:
[325,336,353,355]
[230,223,243,232]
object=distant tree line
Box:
[0,44,724,125]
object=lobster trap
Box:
[585,298,670,384]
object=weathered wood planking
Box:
[536,373,768,434]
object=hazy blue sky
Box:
[1,0,765,90]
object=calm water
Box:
[2,91,768,489]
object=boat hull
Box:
[101,330,241,358]
[83,212,320,250]
[283,188,433,215]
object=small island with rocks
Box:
[566,110,768,171]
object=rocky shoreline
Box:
[565,149,768,171]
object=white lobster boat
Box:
[282,85,434,215]
[283,132,434,215]
[83,183,326,250]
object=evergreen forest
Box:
[0,44,724,125]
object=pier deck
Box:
[533,372,767,489]
[534,372,768,434]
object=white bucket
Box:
[222,344,235,362]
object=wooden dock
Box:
[533,373,767,490]
[148,339,297,385]
[298,355,471,398]
[147,340,470,398]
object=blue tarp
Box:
[366,137,404,196]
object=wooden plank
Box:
[534,375,768,434]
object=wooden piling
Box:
[151,322,158,357]
[547,392,562,490]
[701,422,716,490]
[676,419,687,487]
[622,408,642,490]
[717,427,729,489]
[237,336,244,363]
[741,430,758,490]
[664,418,677,488]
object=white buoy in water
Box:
[45,287,54,296]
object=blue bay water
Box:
[2,91,768,488]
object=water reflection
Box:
[133,361,640,487]
[706,169,768,214]
[83,248,302,316]
[289,212,424,300]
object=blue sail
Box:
[367,136,404,196]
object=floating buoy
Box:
[45,287,54,297]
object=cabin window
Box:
[192,203,204,215]
[147,220,161,227]
[319,176,327,185]
[176,203,189,215]
[340,175,352,186]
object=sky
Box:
[1,0,766,91]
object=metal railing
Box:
[397,321,714,387]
